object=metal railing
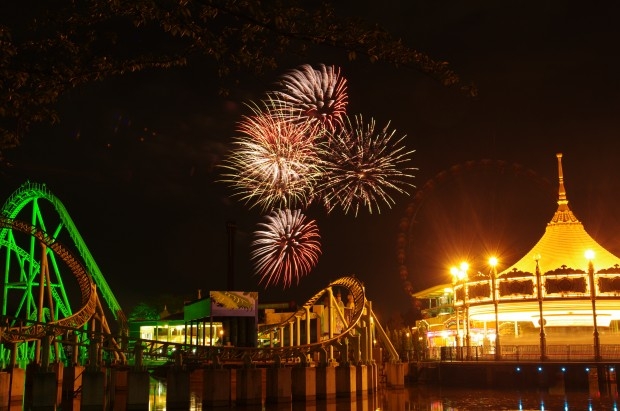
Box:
[425,344,620,362]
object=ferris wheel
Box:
[397,159,556,299]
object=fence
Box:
[426,344,620,362]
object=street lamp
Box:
[449,275,462,359]
[451,262,470,360]
[586,249,601,361]
[534,254,547,361]
[489,256,501,361]
[453,292,461,352]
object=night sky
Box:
[2,0,620,322]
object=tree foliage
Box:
[0,0,474,153]
[127,302,160,321]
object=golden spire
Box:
[557,153,567,205]
[550,153,578,224]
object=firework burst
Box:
[220,100,325,211]
[251,209,321,289]
[272,64,348,133]
[317,115,417,216]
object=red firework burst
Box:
[220,100,324,211]
[272,64,348,133]
[251,209,321,289]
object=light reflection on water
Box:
[390,386,619,410]
[148,378,620,410]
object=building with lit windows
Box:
[128,290,257,348]
[415,153,620,361]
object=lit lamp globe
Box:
[450,266,459,282]
[450,262,469,282]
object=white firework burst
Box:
[317,114,417,216]
[272,64,348,133]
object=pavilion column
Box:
[535,256,547,361]
[586,251,601,361]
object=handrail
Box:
[425,344,620,363]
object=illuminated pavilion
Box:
[414,153,620,361]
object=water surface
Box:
[148,378,620,410]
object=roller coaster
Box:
[0,181,126,367]
[0,181,398,369]
[130,276,398,370]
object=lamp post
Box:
[450,277,463,359]
[534,254,547,361]
[586,250,601,361]
[451,262,470,360]
[489,256,501,361]
[454,297,461,351]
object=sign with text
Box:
[210,291,258,317]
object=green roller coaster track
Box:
[0,181,126,366]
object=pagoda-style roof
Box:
[500,153,620,275]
